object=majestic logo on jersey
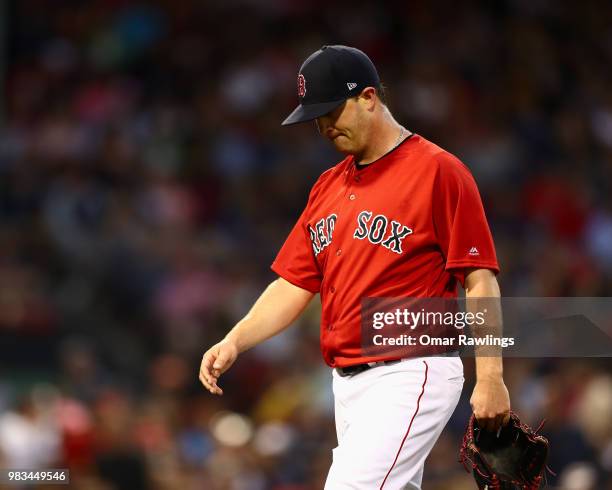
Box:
[298,74,306,98]
[353,211,413,255]
[308,214,337,256]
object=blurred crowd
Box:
[0,0,611,488]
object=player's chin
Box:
[332,137,353,153]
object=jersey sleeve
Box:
[271,203,322,294]
[432,153,500,286]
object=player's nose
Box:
[316,119,336,139]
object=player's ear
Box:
[358,87,377,112]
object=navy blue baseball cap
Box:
[281,45,381,126]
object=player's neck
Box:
[353,113,405,166]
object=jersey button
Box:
[330,286,336,293]
[354,175,361,182]
[349,194,356,200]
[336,249,342,256]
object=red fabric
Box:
[432,149,500,286]
[271,134,499,367]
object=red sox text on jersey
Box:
[309,212,413,256]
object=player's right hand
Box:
[199,339,238,395]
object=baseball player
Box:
[200,45,510,489]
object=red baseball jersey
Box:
[271,134,499,367]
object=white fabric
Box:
[324,356,464,490]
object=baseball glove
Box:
[459,411,552,489]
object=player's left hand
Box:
[470,377,511,433]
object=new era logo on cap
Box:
[347,82,357,90]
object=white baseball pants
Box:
[324,356,464,490]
